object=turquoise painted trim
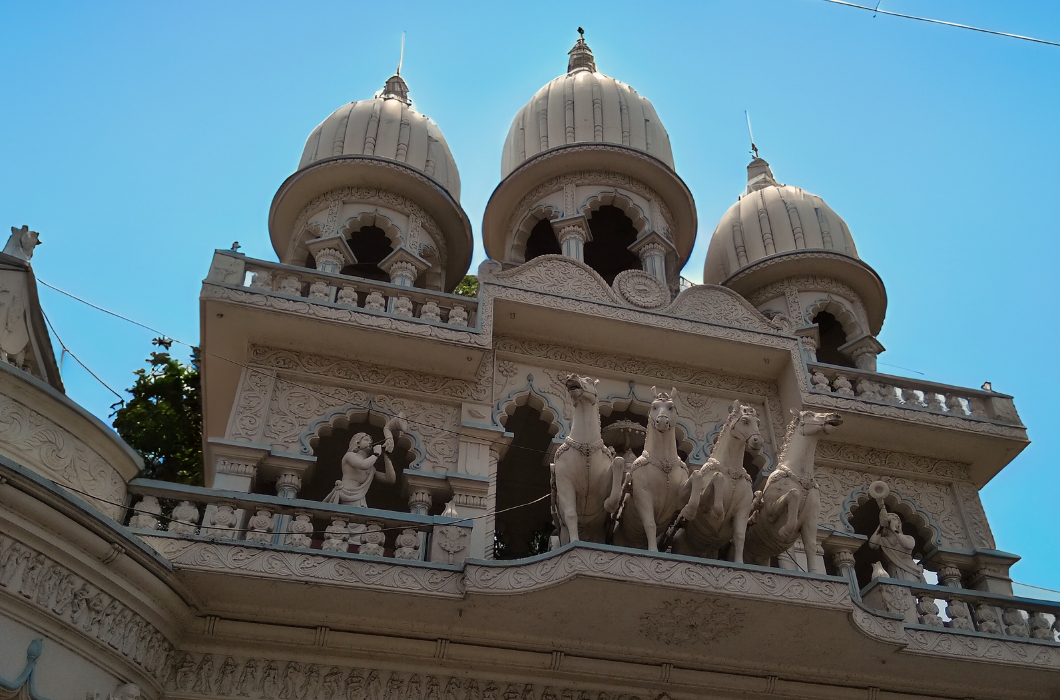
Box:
[0,639,48,700]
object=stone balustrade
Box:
[807,363,1022,426]
[123,480,473,566]
[862,577,1060,643]
[241,259,478,329]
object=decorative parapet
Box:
[806,363,1025,435]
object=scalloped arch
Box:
[841,485,942,549]
[337,211,404,252]
[301,405,424,470]
[509,204,561,263]
[806,296,863,341]
[598,392,696,460]
[493,383,565,443]
[580,190,650,236]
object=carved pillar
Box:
[839,335,886,373]
[824,531,865,600]
[628,231,674,286]
[794,326,820,364]
[305,235,356,275]
[832,551,860,600]
[484,446,500,560]
[939,566,964,588]
[558,224,589,263]
[276,473,302,499]
[408,489,432,516]
[388,260,419,287]
[455,408,509,560]
[380,248,430,288]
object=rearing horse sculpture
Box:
[605,387,689,552]
[551,374,625,544]
[743,409,842,573]
[671,400,764,562]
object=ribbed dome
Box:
[500,34,674,178]
[703,159,859,284]
[298,74,461,200]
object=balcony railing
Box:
[123,480,473,566]
[236,258,479,330]
[807,363,1023,426]
[862,577,1060,642]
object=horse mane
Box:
[777,411,802,461]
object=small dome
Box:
[500,34,674,178]
[703,159,859,284]
[298,74,461,200]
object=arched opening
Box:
[584,205,642,284]
[524,218,561,262]
[847,499,930,588]
[494,404,554,559]
[299,418,418,514]
[600,407,692,463]
[340,225,393,283]
[812,311,854,367]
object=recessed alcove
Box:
[847,499,930,588]
[494,404,555,559]
[339,225,393,283]
[524,218,561,262]
[813,310,855,368]
[584,205,642,284]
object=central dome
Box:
[500,34,674,178]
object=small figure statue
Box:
[323,415,405,507]
[4,225,41,261]
[867,482,924,582]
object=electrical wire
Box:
[817,0,1060,48]
[40,308,126,404]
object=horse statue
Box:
[551,374,625,544]
[670,400,764,562]
[743,409,842,573]
[605,387,689,552]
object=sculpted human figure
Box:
[743,409,842,573]
[323,417,404,507]
[550,375,625,544]
[869,505,924,581]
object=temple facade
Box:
[0,34,1056,700]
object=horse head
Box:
[792,409,843,437]
[648,387,678,433]
[563,374,599,405]
[726,399,764,453]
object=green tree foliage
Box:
[453,274,478,298]
[111,338,203,485]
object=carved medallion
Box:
[640,597,745,646]
[613,270,669,309]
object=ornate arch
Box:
[337,211,404,251]
[302,405,424,470]
[493,383,565,440]
[805,296,863,340]
[579,190,650,237]
[841,485,942,550]
[509,204,561,263]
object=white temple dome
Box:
[500,34,674,179]
[297,74,461,200]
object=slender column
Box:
[388,260,418,287]
[484,447,500,559]
[832,551,860,601]
[637,241,667,283]
[409,489,433,557]
[558,224,588,263]
[313,248,345,274]
[939,566,964,588]
[272,473,302,547]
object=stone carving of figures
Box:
[404,674,422,700]
[520,685,534,700]
[249,270,273,289]
[309,280,330,300]
[419,300,441,322]
[285,514,314,548]
[364,291,387,312]
[174,653,197,691]
[261,660,281,698]
[4,225,41,261]
[447,304,468,327]
[344,670,366,700]
[867,487,924,582]
[364,669,382,700]
[322,517,350,552]
[810,371,831,392]
[423,676,440,700]
[129,619,147,661]
[69,585,91,625]
[482,682,499,700]
[94,597,118,637]
[502,684,521,700]
[383,672,404,700]
[323,415,405,507]
[109,607,132,648]
[464,679,481,700]
[130,496,162,530]
[551,375,625,544]
[443,677,461,700]
[392,295,414,317]
[0,540,24,586]
[234,659,258,696]
[279,276,302,295]
[18,553,47,598]
[337,285,358,306]
[278,662,302,699]
[143,633,160,673]
[51,573,76,615]
[304,665,321,699]
[246,509,275,543]
[35,564,62,607]
[193,654,214,692]
[540,689,557,700]
[744,410,842,573]
[393,529,419,560]
[606,387,688,551]
[215,656,239,695]
[832,375,855,397]
[169,501,200,535]
[321,667,344,699]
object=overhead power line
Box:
[818,0,1060,48]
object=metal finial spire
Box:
[568,27,596,73]
[578,26,584,39]
[397,32,405,75]
[745,110,759,160]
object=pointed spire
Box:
[746,158,779,193]
[568,27,597,73]
[380,33,411,105]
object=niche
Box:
[524,218,561,262]
[494,404,555,559]
[584,205,642,285]
[847,499,930,588]
[340,225,393,283]
[812,311,855,368]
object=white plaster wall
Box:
[0,612,121,700]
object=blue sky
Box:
[1,1,1057,589]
